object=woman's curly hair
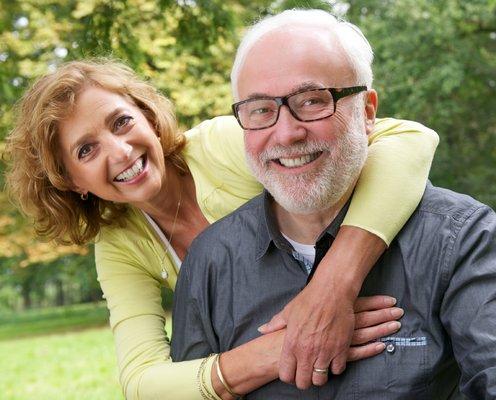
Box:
[5,59,186,245]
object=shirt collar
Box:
[255,189,351,260]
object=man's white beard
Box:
[246,106,369,215]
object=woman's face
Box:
[58,86,167,205]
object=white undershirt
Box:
[282,232,316,266]
[142,211,182,270]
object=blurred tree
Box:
[0,0,274,309]
[344,0,496,205]
[0,0,494,310]
[0,0,274,137]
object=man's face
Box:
[237,27,371,214]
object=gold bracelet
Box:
[197,354,219,400]
[215,353,242,399]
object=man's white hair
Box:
[231,9,374,100]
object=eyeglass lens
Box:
[237,89,335,129]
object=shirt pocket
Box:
[381,336,429,399]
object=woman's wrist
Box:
[314,225,387,298]
[210,332,282,397]
[210,353,242,400]
[211,356,235,400]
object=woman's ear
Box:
[67,176,87,199]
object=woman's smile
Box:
[113,154,148,183]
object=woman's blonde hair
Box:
[5,59,186,245]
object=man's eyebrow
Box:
[245,82,324,99]
[246,92,273,100]
[292,81,325,92]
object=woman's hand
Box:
[215,295,403,398]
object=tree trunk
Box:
[55,279,65,306]
[21,283,32,309]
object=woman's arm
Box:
[212,296,403,399]
[98,213,403,400]
[95,210,218,400]
[259,118,439,387]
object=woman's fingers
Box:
[347,341,386,362]
[354,295,397,313]
[352,321,401,345]
[345,297,404,364]
[355,307,404,329]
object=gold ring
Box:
[312,367,329,375]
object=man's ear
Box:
[364,89,378,136]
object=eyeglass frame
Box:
[231,85,368,131]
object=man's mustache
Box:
[258,141,331,163]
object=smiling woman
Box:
[6,61,186,246]
[5,56,438,400]
[58,87,170,206]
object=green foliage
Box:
[0,0,260,135]
[344,0,496,205]
[0,251,100,311]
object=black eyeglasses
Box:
[232,86,367,130]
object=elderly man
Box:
[172,9,496,399]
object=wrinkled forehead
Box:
[237,26,354,98]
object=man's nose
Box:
[107,136,132,163]
[272,106,307,146]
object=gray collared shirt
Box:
[172,184,496,399]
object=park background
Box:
[0,0,494,399]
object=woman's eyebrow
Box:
[104,107,126,127]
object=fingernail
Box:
[391,308,404,318]
[387,297,397,306]
[375,342,386,351]
[257,324,267,333]
[388,321,401,330]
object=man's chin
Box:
[264,181,342,215]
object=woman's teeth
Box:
[278,152,320,168]
[115,157,144,182]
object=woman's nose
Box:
[108,136,133,163]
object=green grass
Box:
[0,302,110,341]
[0,302,173,399]
[0,327,123,400]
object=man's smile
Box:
[275,151,323,168]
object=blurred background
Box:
[0,0,494,399]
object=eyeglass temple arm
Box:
[332,86,368,101]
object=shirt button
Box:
[161,269,169,280]
[386,343,396,354]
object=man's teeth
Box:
[115,157,144,182]
[278,153,319,168]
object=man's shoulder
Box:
[417,183,492,223]
[398,183,495,251]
